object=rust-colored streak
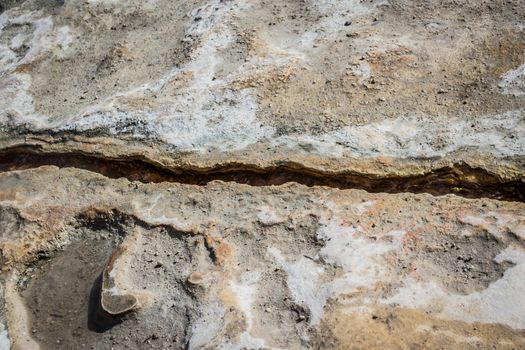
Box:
[0,146,523,202]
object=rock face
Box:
[1,168,525,349]
[0,0,524,349]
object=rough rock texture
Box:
[0,0,524,349]
[0,0,524,177]
[0,167,525,349]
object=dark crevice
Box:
[203,237,218,264]
[0,146,523,202]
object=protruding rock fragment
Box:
[101,231,151,315]
[187,271,205,285]
[101,246,139,315]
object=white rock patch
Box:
[499,59,525,96]
[224,272,270,349]
[272,110,525,158]
[270,214,405,326]
[257,206,284,226]
[383,246,525,329]
[188,302,225,350]
[0,321,10,350]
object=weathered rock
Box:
[0,0,523,179]
[0,0,524,349]
[101,230,151,316]
[0,167,523,349]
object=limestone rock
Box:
[0,0,524,349]
[0,168,523,349]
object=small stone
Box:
[344,21,352,26]
[187,271,205,285]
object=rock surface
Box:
[0,0,524,349]
[1,167,525,349]
[0,0,524,178]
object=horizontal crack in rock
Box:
[0,146,523,202]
